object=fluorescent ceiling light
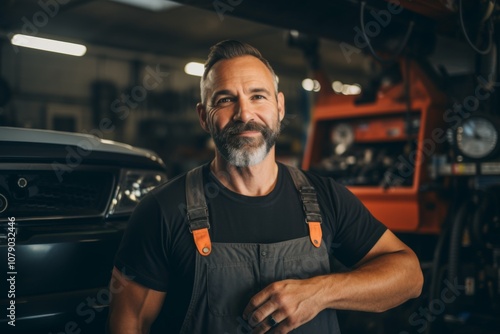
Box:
[110,0,181,11]
[184,62,205,77]
[10,34,86,57]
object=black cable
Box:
[472,189,500,249]
[426,196,470,332]
[459,0,495,55]
[447,200,469,285]
[360,1,414,63]
[425,183,462,334]
[404,58,413,137]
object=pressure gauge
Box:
[456,116,499,160]
[331,123,354,146]
[331,123,354,155]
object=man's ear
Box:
[277,92,285,122]
[196,103,210,133]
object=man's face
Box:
[198,55,285,167]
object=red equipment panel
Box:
[303,60,449,233]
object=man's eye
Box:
[217,97,233,105]
[252,95,266,100]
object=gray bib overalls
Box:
[179,165,341,333]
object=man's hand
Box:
[242,230,423,334]
[242,277,327,334]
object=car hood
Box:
[0,126,156,158]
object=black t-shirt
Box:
[114,163,387,333]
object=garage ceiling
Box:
[0,0,475,84]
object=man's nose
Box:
[233,99,254,123]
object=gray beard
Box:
[226,138,270,167]
[211,121,280,167]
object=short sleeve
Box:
[329,181,387,267]
[114,193,169,291]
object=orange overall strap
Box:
[308,222,322,248]
[192,228,212,255]
[186,166,212,256]
[286,165,323,248]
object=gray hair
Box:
[200,40,279,105]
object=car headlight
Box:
[107,169,167,216]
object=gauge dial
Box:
[456,116,499,160]
[331,123,354,155]
[331,123,354,146]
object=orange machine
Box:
[303,60,449,233]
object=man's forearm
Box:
[107,314,145,334]
[313,249,423,313]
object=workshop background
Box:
[1,0,499,334]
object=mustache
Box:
[219,121,269,137]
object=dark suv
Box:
[0,127,167,333]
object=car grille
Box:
[0,170,114,219]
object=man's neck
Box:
[210,154,279,197]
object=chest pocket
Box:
[283,249,330,280]
[204,238,331,318]
[207,261,258,317]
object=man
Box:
[108,40,423,334]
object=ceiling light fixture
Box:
[332,81,343,93]
[347,83,362,95]
[184,62,205,77]
[332,81,362,95]
[10,34,87,57]
[302,79,314,91]
[302,78,321,92]
[110,0,181,12]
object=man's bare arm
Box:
[107,267,166,334]
[244,230,423,333]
